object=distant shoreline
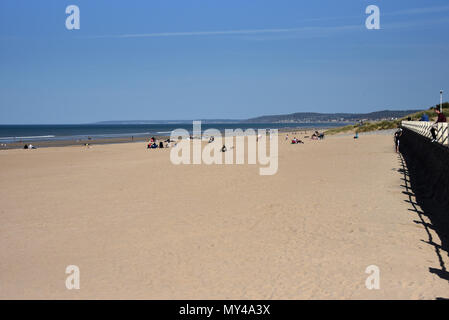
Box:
[0,126,330,150]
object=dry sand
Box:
[1,132,448,299]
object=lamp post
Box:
[440,90,443,112]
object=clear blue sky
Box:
[1,0,448,124]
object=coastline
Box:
[0,127,330,150]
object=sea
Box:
[0,123,348,143]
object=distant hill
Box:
[95,110,421,125]
[243,110,420,123]
[95,119,240,125]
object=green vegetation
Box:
[323,124,358,135]
[404,102,449,121]
[325,102,449,135]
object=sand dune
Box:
[1,132,448,299]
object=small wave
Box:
[15,135,56,139]
[79,132,151,138]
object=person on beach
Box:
[394,128,402,153]
[312,131,324,140]
[147,142,158,149]
[354,132,359,139]
[221,145,227,152]
[311,131,320,140]
[430,108,447,142]
[291,137,304,144]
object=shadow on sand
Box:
[397,153,449,287]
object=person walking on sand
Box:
[394,127,402,153]
[430,108,447,142]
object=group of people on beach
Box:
[291,137,304,144]
[311,131,325,140]
[23,144,36,149]
[285,130,324,144]
[394,107,447,152]
[207,136,229,152]
[147,137,173,149]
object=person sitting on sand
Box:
[159,141,164,148]
[147,142,157,149]
[208,136,215,143]
[221,145,227,152]
[292,138,304,144]
[313,131,323,140]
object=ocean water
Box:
[0,123,347,143]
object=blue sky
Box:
[1,0,449,124]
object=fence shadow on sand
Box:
[397,153,449,292]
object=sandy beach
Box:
[1,131,448,299]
